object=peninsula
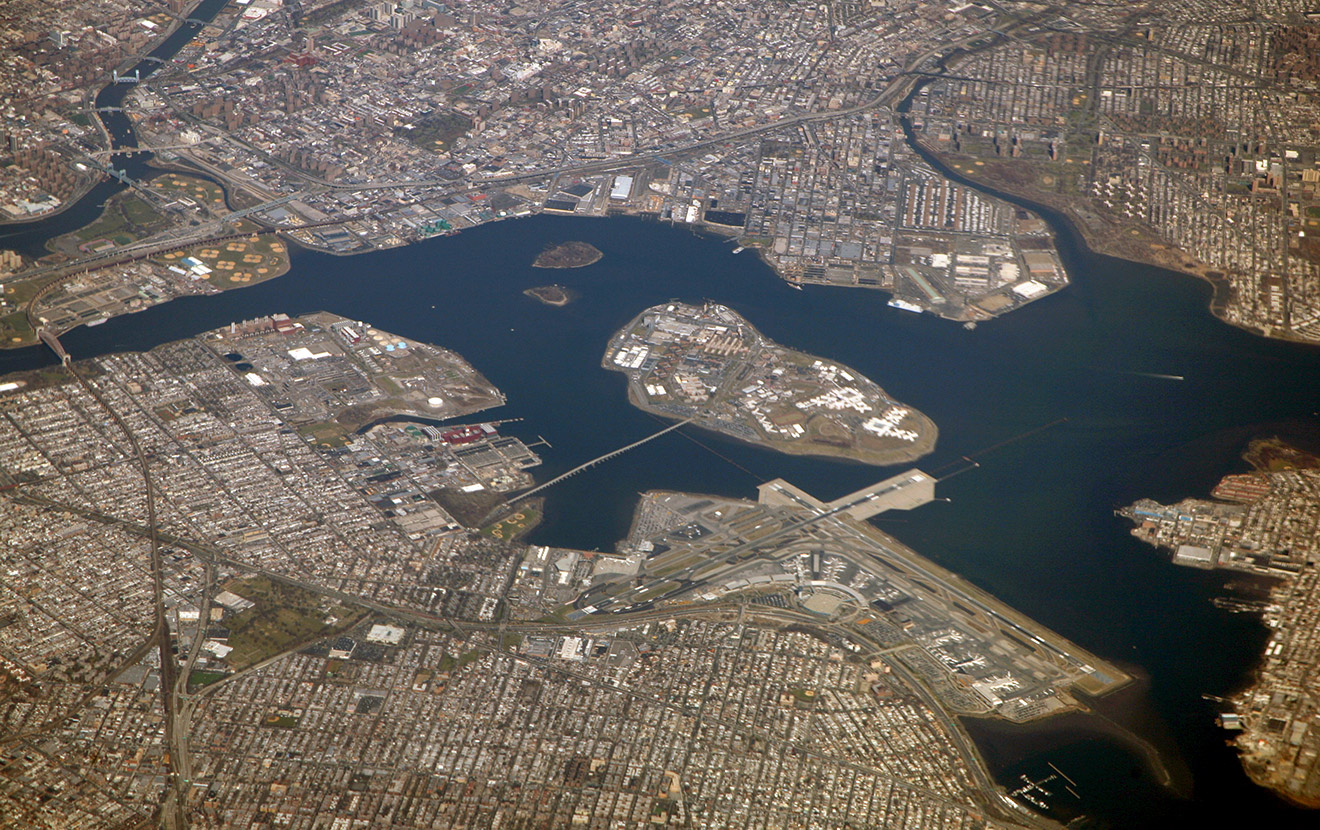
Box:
[212,311,505,432]
[604,301,936,465]
[1121,439,1320,806]
[531,241,602,269]
[571,479,1132,725]
[7,1,1320,344]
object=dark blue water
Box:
[3,214,1318,826]
[4,1,1320,817]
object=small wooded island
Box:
[523,285,574,306]
[532,241,602,269]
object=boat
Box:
[787,281,803,291]
[887,298,923,313]
[731,246,745,254]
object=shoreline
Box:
[0,175,104,229]
[961,682,1193,800]
[926,147,1250,329]
[522,284,574,307]
[2,180,1320,823]
[8,148,1301,355]
[897,32,1314,349]
[5,0,1316,356]
[1,0,215,233]
[0,227,295,351]
[901,131,1308,348]
[604,302,939,468]
[891,27,1306,349]
[531,240,603,269]
[634,392,938,467]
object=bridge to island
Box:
[506,418,694,505]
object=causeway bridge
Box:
[507,418,693,505]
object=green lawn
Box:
[437,649,482,673]
[220,576,364,670]
[188,669,228,689]
[481,507,541,540]
[297,421,350,449]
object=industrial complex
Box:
[605,301,937,465]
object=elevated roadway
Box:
[34,334,181,827]
[10,488,1058,829]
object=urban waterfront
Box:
[0,0,234,262]
[3,211,1320,827]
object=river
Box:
[1,212,1316,827]
[4,3,1320,825]
[0,0,234,259]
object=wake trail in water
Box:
[1090,367,1185,381]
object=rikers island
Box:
[604,301,937,466]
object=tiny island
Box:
[522,284,574,306]
[531,241,602,269]
[604,301,936,465]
